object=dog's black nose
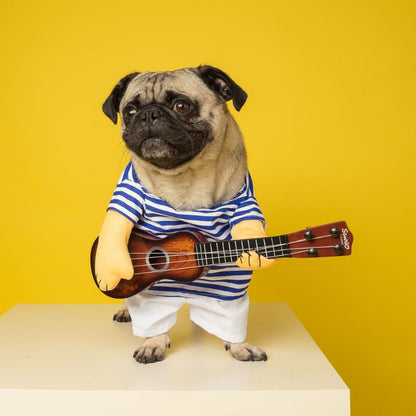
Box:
[140,106,162,123]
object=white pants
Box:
[126,292,249,343]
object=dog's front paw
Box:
[133,333,171,364]
[224,341,267,361]
[113,309,131,322]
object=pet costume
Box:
[108,162,265,342]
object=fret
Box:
[199,244,207,266]
[232,240,239,262]
[201,242,207,266]
[194,243,201,266]
[245,239,252,260]
[209,242,216,265]
[282,234,291,257]
[216,241,223,265]
[265,237,274,259]
[220,240,230,264]
[212,241,219,265]
[233,239,240,262]
[269,237,274,258]
[221,242,227,264]
[248,238,257,252]
[234,240,240,261]
[227,240,233,263]
[240,239,246,254]
[240,239,247,257]
[210,242,216,264]
[254,238,260,258]
[216,242,221,264]
[268,237,276,259]
[209,242,215,264]
[263,238,268,259]
[278,236,284,257]
[245,239,253,265]
[208,242,213,265]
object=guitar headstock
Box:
[287,221,353,258]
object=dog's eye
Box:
[173,100,191,114]
[124,105,137,117]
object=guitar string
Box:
[131,246,335,265]
[128,234,333,259]
[129,245,338,275]
[131,242,335,266]
[131,248,329,277]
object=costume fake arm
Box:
[231,220,276,270]
[95,210,135,291]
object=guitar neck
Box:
[194,221,353,267]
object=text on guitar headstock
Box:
[286,221,353,258]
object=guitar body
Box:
[90,229,209,299]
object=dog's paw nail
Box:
[226,342,267,362]
[113,310,132,322]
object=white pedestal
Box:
[0,303,349,415]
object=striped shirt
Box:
[107,162,265,301]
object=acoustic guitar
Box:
[90,221,353,299]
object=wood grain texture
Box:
[90,229,208,298]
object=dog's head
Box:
[102,66,247,170]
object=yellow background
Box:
[1,0,415,414]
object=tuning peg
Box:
[304,230,314,241]
[333,244,343,255]
[330,227,340,238]
[307,248,318,257]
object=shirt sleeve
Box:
[229,173,265,227]
[107,163,144,224]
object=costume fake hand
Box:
[95,210,134,291]
[231,220,276,270]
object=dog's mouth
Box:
[141,137,179,160]
[136,137,197,170]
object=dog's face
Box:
[102,66,247,170]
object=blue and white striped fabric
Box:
[107,162,265,301]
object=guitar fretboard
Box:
[194,235,290,267]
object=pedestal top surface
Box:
[0,303,347,392]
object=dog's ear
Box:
[102,72,139,124]
[195,65,247,111]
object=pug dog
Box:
[95,65,275,364]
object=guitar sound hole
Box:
[146,247,170,272]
